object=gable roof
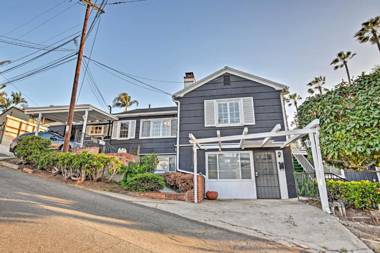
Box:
[173,66,288,98]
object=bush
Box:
[14,136,51,165]
[14,136,124,182]
[121,173,165,192]
[327,180,380,209]
[121,154,158,180]
[164,172,194,192]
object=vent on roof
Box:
[223,73,231,86]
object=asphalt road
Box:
[0,167,304,253]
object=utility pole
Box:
[63,0,104,151]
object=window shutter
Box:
[204,100,216,127]
[128,120,136,139]
[242,97,255,125]
[111,121,120,139]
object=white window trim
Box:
[139,117,177,139]
[115,120,135,140]
[205,151,254,181]
[205,97,255,127]
[215,98,243,127]
[154,154,177,173]
[87,125,104,136]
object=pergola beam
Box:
[217,130,222,151]
[261,124,281,147]
[240,127,248,149]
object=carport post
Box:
[35,113,42,136]
[193,143,198,204]
[309,128,330,213]
[80,109,89,148]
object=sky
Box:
[0,0,379,116]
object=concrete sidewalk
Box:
[92,190,371,253]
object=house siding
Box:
[107,114,177,155]
[176,74,287,173]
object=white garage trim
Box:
[275,150,289,199]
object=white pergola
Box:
[24,104,117,147]
[189,119,331,213]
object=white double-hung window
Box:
[140,118,177,138]
[111,120,136,140]
[204,97,255,127]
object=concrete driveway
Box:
[0,166,305,253]
[97,192,371,252]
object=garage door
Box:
[205,151,256,199]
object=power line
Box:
[0,37,78,75]
[78,11,103,101]
[85,56,172,96]
[17,2,78,39]
[3,0,69,36]
[0,53,77,86]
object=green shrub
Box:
[121,173,165,192]
[327,180,380,209]
[14,136,51,165]
[122,154,158,180]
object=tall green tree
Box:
[355,16,380,53]
[297,68,380,169]
[307,76,328,95]
[10,91,27,107]
[112,92,139,112]
[330,51,356,85]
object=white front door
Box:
[205,151,256,199]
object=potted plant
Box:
[206,191,218,200]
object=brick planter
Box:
[130,174,205,203]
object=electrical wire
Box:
[3,0,69,36]
[85,56,172,96]
[0,37,78,75]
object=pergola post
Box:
[309,128,330,213]
[80,109,89,148]
[193,143,198,203]
[35,112,42,136]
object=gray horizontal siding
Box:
[106,114,177,155]
[177,74,287,173]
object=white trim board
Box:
[173,66,288,98]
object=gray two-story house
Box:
[108,66,296,200]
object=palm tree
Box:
[112,92,139,111]
[0,98,12,111]
[307,76,328,95]
[330,51,356,85]
[10,91,27,107]
[0,90,7,108]
[285,93,302,114]
[355,16,380,53]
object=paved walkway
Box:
[94,191,371,252]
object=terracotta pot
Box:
[206,191,218,200]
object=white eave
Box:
[115,110,177,118]
[173,66,288,98]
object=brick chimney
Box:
[184,72,195,88]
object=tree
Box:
[307,76,328,95]
[285,93,302,113]
[330,51,356,85]
[10,91,27,107]
[297,68,380,170]
[0,98,12,111]
[355,16,380,53]
[112,92,139,112]
[0,90,7,108]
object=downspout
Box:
[280,91,289,132]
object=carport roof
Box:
[24,104,116,123]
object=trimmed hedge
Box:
[327,180,380,209]
[121,173,165,192]
[14,136,123,181]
